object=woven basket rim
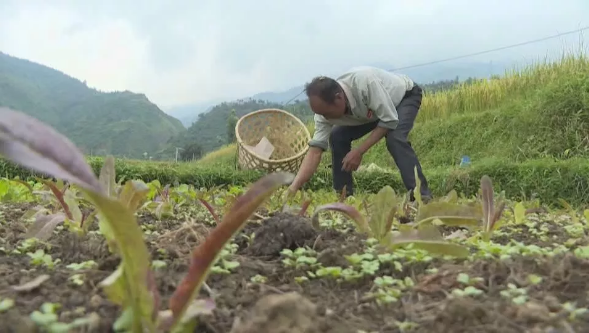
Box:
[235,108,311,164]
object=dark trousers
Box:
[329,84,432,198]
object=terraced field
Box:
[2,165,589,333]
[2,51,589,332]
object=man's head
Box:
[304,76,347,119]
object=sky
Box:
[0,0,588,111]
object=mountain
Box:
[165,85,307,128]
[0,51,186,159]
[249,85,306,104]
[386,60,511,84]
[166,101,221,127]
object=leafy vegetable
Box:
[480,175,506,237]
[310,184,471,256]
[0,107,296,332]
[415,202,482,227]
[388,225,470,258]
[167,172,294,330]
[0,107,102,193]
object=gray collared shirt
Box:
[308,66,414,151]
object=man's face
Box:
[309,92,346,119]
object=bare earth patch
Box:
[1,203,589,332]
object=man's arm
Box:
[290,114,332,191]
[290,146,323,191]
[356,126,389,154]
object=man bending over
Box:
[287,66,433,202]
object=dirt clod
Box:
[245,213,318,257]
[229,292,318,333]
[229,292,352,333]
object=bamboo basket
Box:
[235,108,311,173]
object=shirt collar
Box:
[337,80,356,115]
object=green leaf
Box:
[441,190,459,203]
[98,155,117,198]
[387,225,470,258]
[99,265,127,306]
[0,107,158,332]
[167,172,294,331]
[413,166,423,206]
[368,186,398,240]
[119,180,150,213]
[63,190,83,223]
[311,202,369,233]
[513,202,526,224]
[84,189,158,332]
[480,175,495,231]
[37,178,74,220]
[24,213,66,241]
[415,201,482,227]
[0,107,102,193]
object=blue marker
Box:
[460,155,471,167]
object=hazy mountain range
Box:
[166,60,510,127]
[0,49,520,159]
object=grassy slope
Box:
[0,51,186,159]
[194,52,589,172]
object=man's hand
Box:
[344,126,389,172]
[342,148,363,172]
[282,186,297,205]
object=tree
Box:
[180,143,203,161]
[226,109,238,144]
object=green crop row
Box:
[1,156,587,207]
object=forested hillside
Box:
[0,51,186,159]
[167,99,314,154]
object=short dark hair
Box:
[304,76,343,105]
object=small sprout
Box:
[250,275,267,284]
[151,260,167,270]
[360,260,380,275]
[451,286,484,297]
[281,247,318,269]
[67,260,98,271]
[345,253,374,265]
[562,302,589,321]
[0,298,15,312]
[500,283,528,304]
[527,274,543,285]
[456,273,470,285]
[316,266,343,279]
[394,320,419,332]
[574,245,589,259]
[13,238,40,254]
[374,276,396,287]
[27,249,60,269]
[456,273,483,286]
[69,274,85,286]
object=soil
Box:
[1,203,589,332]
